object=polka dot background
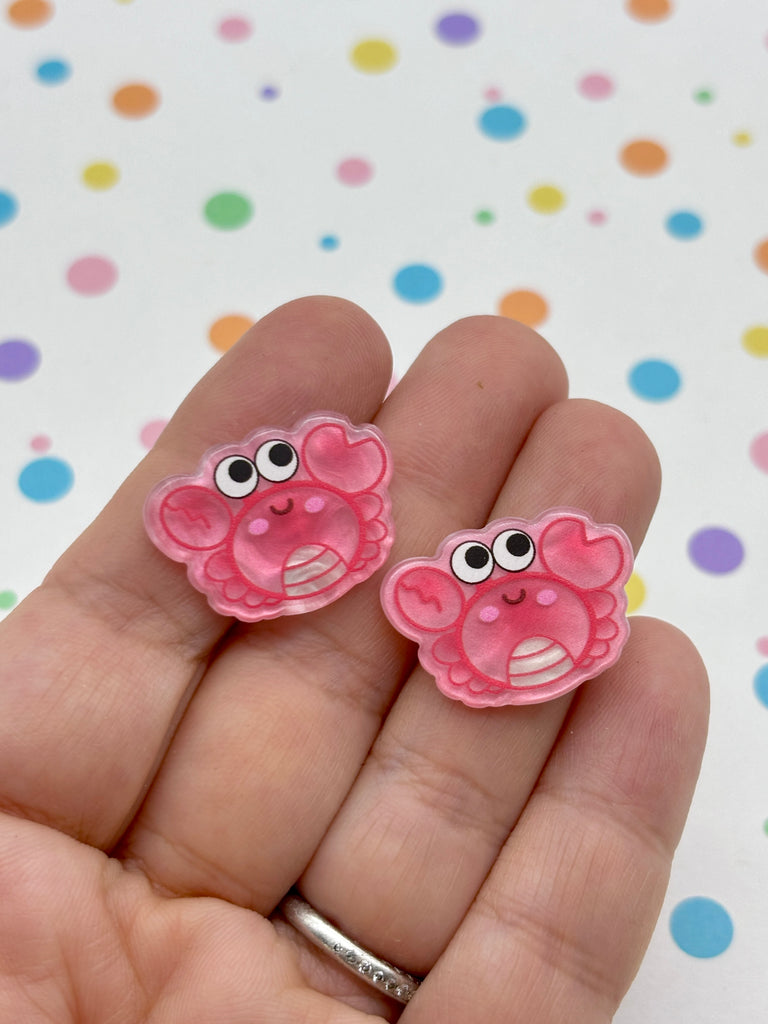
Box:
[1,3,767,1019]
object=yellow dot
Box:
[350,38,398,73]
[625,572,646,614]
[732,130,752,147]
[208,314,254,353]
[742,325,768,358]
[527,185,565,214]
[498,289,549,328]
[82,162,120,190]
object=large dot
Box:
[528,185,565,214]
[111,83,160,118]
[66,255,118,296]
[625,572,646,613]
[204,192,253,229]
[218,15,252,41]
[688,527,744,574]
[18,456,74,502]
[350,39,398,73]
[628,358,680,400]
[479,104,526,140]
[82,161,120,190]
[0,338,40,380]
[753,238,768,274]
[36,58,71,84]
[749,431,768,472]
[620,139,668,175]
[6,0,52,26]
[754,665,768,707]
[336,157,374,186]
[626,0,672,21]
[579,73,615,100]
[666,210,703,239]
[208,313,254,352]
[393,264,443,303]
[498,289,549,328]
[670,898,733,958]
[435,12,480,44]
[0,190,19,227]
[742,325,768,357]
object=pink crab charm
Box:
[380,509,633,707]
[144,413,393,620]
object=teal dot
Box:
[319,234,339,251]
[628,359,681,401]
[36,59,71,84]
[666,210,703,239]
[18,457,74,502]
[393,263,443,303]
[754,664,768,707]
[670,897,733,958]
[479,104,527,141]
[0,191,19,227]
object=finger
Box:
[0,297,392,847]
[299,398,661,975]
[410,617,708,1023]
[117,317,568,908]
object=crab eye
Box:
[492,529,535,572]
[214,455,258,498]
[451,541,494,584]
[255,439,299,482]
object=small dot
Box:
[757,638,768,658]
[0,338,40,381]
[82,161,120,190]
[754,664,768,707]
[749,432,768,472]
[204,192,253,230]
[687,527,744,575]
[30,434,51,452]
[6,0,52,27]
[626,0,672,22]
[578,73,614,100]
[528,185,565,214]
[139,419,167,449]
[753,238,768,274]
[208,314,254,353]
[479,104,527,140]
[620,139,669,175]
[475,209,495,225]
[319,235,340,251]
[498,289,548,328]
[666,210,703,239]
[36,58,71,84]
[741,325,768,357]
[218,15,252,41]
[587,209,608,225]
[66,255,118,296]
[0,190,19,227]
[350,39,398,73]
[625,572,646,613]
[484,86,502,103]
[670,897,733,958]
[393,264,443,303]
[260,84,279,100]
[111,83,160,118]
[694,87,714,104]
[628,358,681,401]
[732,130,752,147]
[336,157,373,186]
[0,590,17,611]
[435,12,480,45]
[18,456,74,502]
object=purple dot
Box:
[435,12,481,45]
[260,84,279,100]
[0,339,41,381]
[688,527,745,574]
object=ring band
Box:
[278,891,420,1004]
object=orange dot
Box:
[620,139,669,175]
[6,0,53,26]
[208,314,254,353]
[626,0,672,22]
[754,238,768,275]
[498,289,549,328]
[111,83,160,119]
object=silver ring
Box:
[277,891,420,1004]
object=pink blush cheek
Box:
[304,496,326,513]
[248,518,270,536]
[479,605,500,623]
[536,588,558,606]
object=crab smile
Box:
[270,498,294,516]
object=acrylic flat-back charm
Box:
[381,509,633,707]
[145,412,393,620]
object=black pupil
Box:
[506,533,531,557]
[269,443,293,467]
[229,459,253,483]
[465,545,490,570]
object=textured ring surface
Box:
[278,891,420,1004]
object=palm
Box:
[0,298,707,1023]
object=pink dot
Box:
[304,496,325,513]
[484,86,502,102]
[66,255,118,296]
[30,434,51,453]
[587,209,608,225]
[218,16,252,41]
[336,157,374,187]
[479,605,500,623]
[749,431,768,473]
[757,637,768,657]
[536,588,558,606]
[579,73,615,100]
[248,518,269,536]
[140,419,168,450]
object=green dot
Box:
[694,88,714,104]
[475,209,495,225]
[0,590,17,610]
[204,192,253,230]
[763,818,768,837]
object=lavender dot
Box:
[687,527,744,574]
[0,339,41,381]
[435,12,480,45]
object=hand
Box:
[0,297,708,1023]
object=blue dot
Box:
[754,665,768,707]
[36,59,71,85]
[18,457,74,503]
[319,234,339,251]
[393,263,443,303]
[0,191,19,228]
[670,897,733,958]
[666,210,703,239]
[628,358,681,401]
[479,104,527,141]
